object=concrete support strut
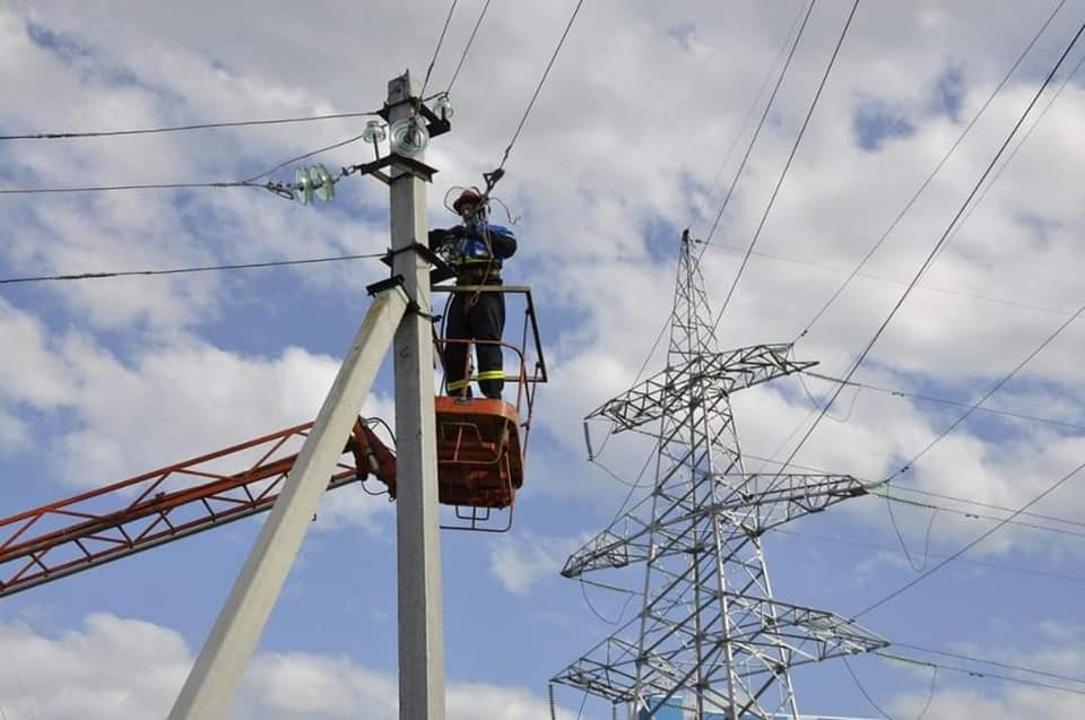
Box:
[168,285,408,719]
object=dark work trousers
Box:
[443,286,506,399]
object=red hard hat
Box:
[452,188,483,214]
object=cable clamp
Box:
[406,300,442,323]
[365,274,405,297]
[381,242,456,285]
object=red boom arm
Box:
[0,419,394,598]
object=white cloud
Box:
[489,530,585,596]
[885,626,1085,719]
[2,2,1085,712]
[0,613,580,720]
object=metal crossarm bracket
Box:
[587,344,816,434]
[562,474,866,579]
[552,594,888,709]
[353,153,438,185]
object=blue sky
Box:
[1,1,1085,718]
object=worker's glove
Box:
[427,228,453,248]
[427,226,467,249]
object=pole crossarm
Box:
[552,595,887,709]
[562,474,867,579]
[586,344,815,434]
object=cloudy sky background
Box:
[2,0,1085,717]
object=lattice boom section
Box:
[587,344,815,433]
[0,421,383,597]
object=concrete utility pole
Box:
[387,71,446,720]
[167,71,447,719]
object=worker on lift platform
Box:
[428,188,517,399]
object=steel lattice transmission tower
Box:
[551,231,889,719]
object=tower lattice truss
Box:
[552,235,889,719]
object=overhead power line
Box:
[772,526,1085,585]
[239,133,365,184]
[744,451,1085,536]
[854,453,1085,620]
[707,241,1078,317]
[875,650,1085,697]
[842,657,903,720]
[695,1,812,236]
[801,369,1085,434]
[769,19,1085,493]
[933,44,1085,267]
[712,0,860,335]
[444,0,495,94]
[0,110,379,141]
[872,487,1085,540]
[494,0,586,173]
[420,0,461,97]
[795,0,1069,341]
[0,132,366,197]
[882,297,1085,486]
[893,642,1085,687]
[699,0,817,247]
[0,180,262,196]
[890,484,1085,530]
[0,252,385,285]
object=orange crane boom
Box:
[0,419,394,598]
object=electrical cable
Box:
[770,526,1085,585]
[711,0,860,335]
[796,371,862,423]
[574,686,589,720]
[843,657,894,720]
[795,0,1069,341]
[930,45,1085,268]
[888,485,1085,530]
[875,650,1085,697]
[743,450,1085,536]
[577,577,636,626]
[766,20,1085,496]
[239,132,366,183]
[916,666,939,720]
[0,252,385,285]
[884,298,1085,486]
[494,0,586,173]
[705,240,1079,317]
[0,180,261,196]
[933,44,1085,255]
[445,0,495,94]
[420,0,461,98]
[800,370,1085,434]
[0,110,380,141]
[892,642,1085,687]
[885,493,939,573]
[587,312,671,459]
[695,0,813,240]
[853,453,1085,620]
[873,489,1085,540]
[0,131,367,197]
